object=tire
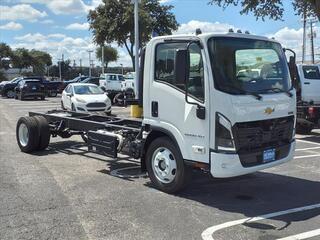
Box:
[50,91,57,97]
[33,116,50,150]
[61,101,66,110]
[6,90,15,98]
[145,137,188,193]
[16,116,40,153]
[81,133,88,143]
[296,123,313,135]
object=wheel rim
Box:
[7,90,14,98]
[18,123,29,147]
[151,147,177,184]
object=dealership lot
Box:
[0,97,320,240]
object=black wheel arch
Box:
[141,126,181,171]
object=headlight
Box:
[216,113,236,152]
[75,98,86,103]
[105,97,111,104]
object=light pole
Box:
[101,45,105,74]
[58,60,62,81]
[120,64,124,75]
[131,0,140,99]
[87,50,93,77]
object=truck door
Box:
[298,65,320,103]
[146,41,210,163]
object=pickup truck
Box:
[1,76,62,98]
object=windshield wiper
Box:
[258,88,293,98]
[224,85,262,101]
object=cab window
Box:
[303,66,320,80]
[155,42,205,101]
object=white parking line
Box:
[276,229,320,240]
[201,203,320,240]
[296,147,320,151]
[294,154,320,159]
[297,139,320,146]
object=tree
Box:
[208,0,319,21]
[11,48,33,72]
[88,0,179,69]
[96,45,118,69]
[29,50,52,75]
[0,43,14,69]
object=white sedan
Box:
[61,83,112,114]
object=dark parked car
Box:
[62,76,88,90]
[1,77,62,98]
[14,79,46,100]
[81,77,101,86]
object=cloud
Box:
[20,0,100,15]
[175,20,235,35]
[65,22,89,30]
[0,4,47,22]
[12,32,133,67]
[40,19,54,24]
[0,21,23,30]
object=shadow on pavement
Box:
[172,171,320,231]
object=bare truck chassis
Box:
[22,110,145,164]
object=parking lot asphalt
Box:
[0,96,320,240]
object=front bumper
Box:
[75,103,111,113]
[210,141,295,178]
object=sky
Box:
[0,0,319,67]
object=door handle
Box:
[152,101,158,117]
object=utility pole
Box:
[302,11,307,63]
[87,50,93,77]
[309,19,317,64]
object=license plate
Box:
[263,149,276,163]
[32,86,37,90]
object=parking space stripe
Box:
[201,203,320,240]
[276,229,320,240]
[294,154,320,159]
[296,147,320,151]
[296,139,320,146]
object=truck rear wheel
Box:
[145,137,188,193]
[33,116,50,150]
[16,116,40,153]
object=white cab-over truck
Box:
[16,32,296,193]
[293,64,320,134]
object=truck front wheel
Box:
[145,137,188,193]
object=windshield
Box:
[74,85,104,95]
[208,37,291,95]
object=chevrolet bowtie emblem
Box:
[265,107,275,115]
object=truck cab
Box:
[296,64,320,104]
[295,64,320,133]
[142,32,296,180]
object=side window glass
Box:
[187,43,205,101]
[155,42,186,91]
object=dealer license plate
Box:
[263,149,276,163]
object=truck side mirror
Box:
[174,47,205,120]
[174,49,189,86]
